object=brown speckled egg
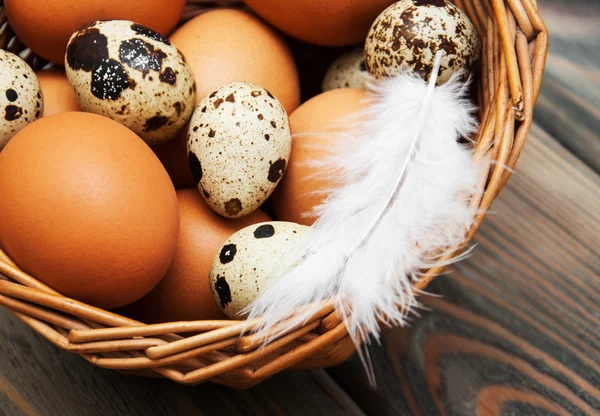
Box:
[322,48,368,92]
[65,20,195,145]
[210,221,309,318]
[187,82,291,219]
[365,0,481,84]
[0,50,43,150]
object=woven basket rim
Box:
[0,0,548,388]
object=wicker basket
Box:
[0,0,547,389]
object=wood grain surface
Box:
[1,0,599,415]
[534,0,600,173]
[327,123,600,415]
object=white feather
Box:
[243,52,487,378]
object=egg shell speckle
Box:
[322,48,369,92]
[210,221,309,318]
[365,0,480,85]
[187,82,291,218]
[0,50,43,150]
[65,20,195,145]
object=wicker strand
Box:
[492,0,524,117]
[0,294,90,330]
[145,301,335,360]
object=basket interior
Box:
[0,0,548,388]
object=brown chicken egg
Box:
[126,189,271,323]
[36,69,80,116]
[169,9,300,113]
[272,88,369,225]
[0,112,179,309]
[243,0,395,46]
[4,0,186,64]
[152,128,196,189]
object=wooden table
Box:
[1,1,598,414]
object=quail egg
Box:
[365,0,480,84]
[65,20,195,145]
[188,82,291,218]
[323,48,368,92]
[0,50,43,150]
[210,221,309,318]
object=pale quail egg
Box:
[65,20,195,145]
[187,82,291,218]
[0,50,43,150]
[322,48,368,92]
[365,0,480,84]
[210,221,309,318]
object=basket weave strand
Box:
[0,0,548,388]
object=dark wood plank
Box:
[0,308,365,416]
[0,379,32,416]
[327,123,600,415]
[535,0,600,173]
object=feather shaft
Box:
[351,51,444,255]
[243,50,488,385]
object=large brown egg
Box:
[4,0,186,64]
[36,69,80,116]
[272,88,368,225]
[0,112,179,309]
[126,189,271,323]
[244,0,395,47]
[169,9,300,113]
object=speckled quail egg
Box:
[365,0,480,85]
[188,82,291,218]
[0,50,43,150]
[210,221,309,318]
[322,48,369,92]
[65,20,195,145]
